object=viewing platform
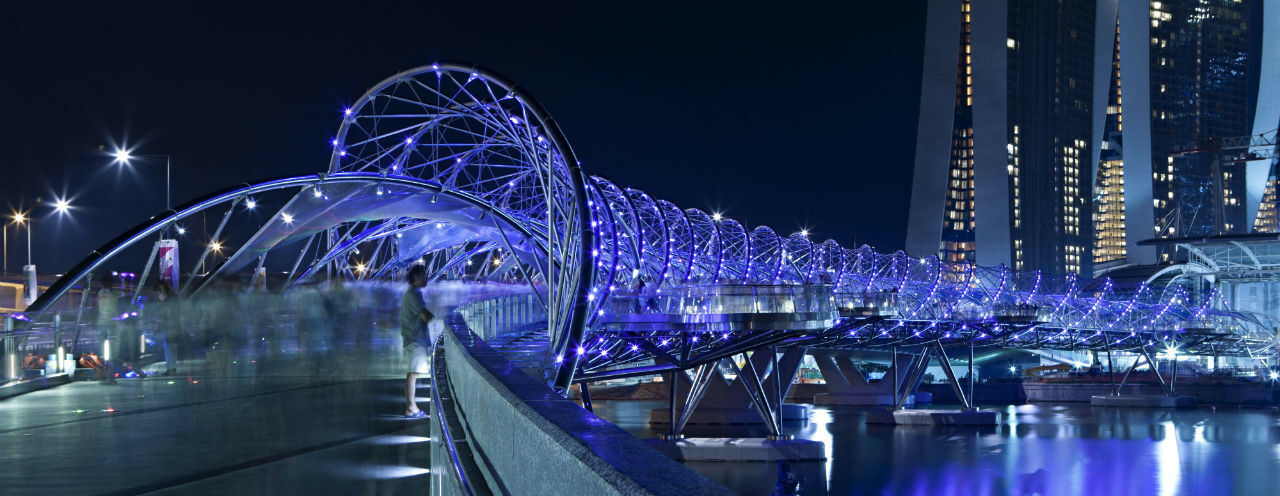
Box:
[597,285,837,332]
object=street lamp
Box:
[10,212,35,305]
[111,146,172,212]
[3,198,71,278]
[3,213,24,275]
[11,213,29,267]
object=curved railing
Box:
[430,299,732,495]
[430,339,481,495]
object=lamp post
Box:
[111,148,172,212]
[15,214,28,267]
[112,147,181,291]
[11,212,33,305]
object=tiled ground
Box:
[0,369,431,496]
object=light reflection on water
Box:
[591,400,1280,495]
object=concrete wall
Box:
[1023,382,1273,404]
[906,0,963,258]
[971,0,1013,268]
[438,326,731,495]
[1248,0,1280,227]
[1116,0,1157,264]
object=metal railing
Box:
[836,291,899,317]
[429,341,481,496]
[455,293,546,342]
[602,284,837,316]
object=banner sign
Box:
[158,239,179,292]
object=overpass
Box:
[4,62,1278,493]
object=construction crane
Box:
[1169,128,1278,235]
[1172,129,1277,163]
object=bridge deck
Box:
[0,368,430,495]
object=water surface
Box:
[592,400,1280,495]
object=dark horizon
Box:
[0,2,928,275]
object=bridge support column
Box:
[1091,346,1195,408]
[867,342,999,426]
[648,348,809,431]
[580,381,594,413]
[812,350,930,407]
[645,348,824,462]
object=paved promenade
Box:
[0,367,431,496]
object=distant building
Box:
[907,0,1097,275]
[1091,0,1255,274]
[909,0,1273,277]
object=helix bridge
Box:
[14,61,1278,408]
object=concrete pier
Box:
[1090,394,1196,408]
[865,409,1000,426]
[643,437,826,462]
[650,403,810,425]
[813,391,932,406]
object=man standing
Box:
[401,265,434,418]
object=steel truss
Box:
[12,61,1280,396]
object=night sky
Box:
[0,2,926,275]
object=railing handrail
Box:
[430,338,479,496]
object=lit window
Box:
[1007,38,1017,48]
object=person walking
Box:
[401,265,434,418]
[151,282,182,375]
[96,285,119,358]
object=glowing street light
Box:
[8,210,37,303]
[281,213,293,224]
[11,212,30,267]
[52,198,71,215]
[711,212,722,222]
[111,148,132,164]
[110,145,172,212]
[4,212,27,274]
[209,241,222,252]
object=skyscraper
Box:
[907,0,1097,275]
[1090,0,1254,270]
[910,0,1271,276]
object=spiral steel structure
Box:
[16,62,1279,391]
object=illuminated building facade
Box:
[1090,0,1256,272]
[1094,24,1128,265]
[908,0,1097,275]
[1150,0,1251,238]
[912,0,1275,276]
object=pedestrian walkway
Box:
[0,371,431,496]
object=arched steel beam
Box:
[27,172,546,316]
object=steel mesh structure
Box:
[14,62,1279,392]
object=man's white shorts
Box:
[406,343,431,374]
